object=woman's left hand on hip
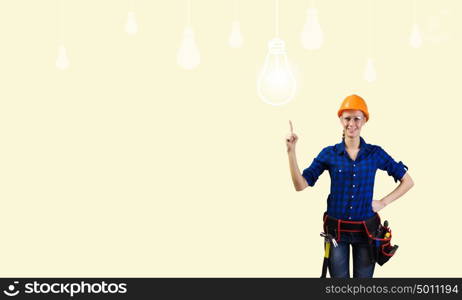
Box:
[372,199,387,212]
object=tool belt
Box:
[322,212,399,266]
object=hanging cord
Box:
[275,0,279,37]
[367,0,374,57]
[233,0,238,20]
[188,0,192,26]
[57,0,62,44]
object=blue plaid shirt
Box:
[302,137,408,221]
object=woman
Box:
[286,94,414,278]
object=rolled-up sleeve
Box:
[302,148,329,187]
[376,146,408,183]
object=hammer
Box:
[320,232,338,278]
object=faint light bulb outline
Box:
[409,0,422,48]
[55,45,70,70]
[228,20,244,48]
[409,0,423,48]
[177,26,201,70]
[177,0,200,70]
[363,58,376,83]
[426,13,450,44]
[229,0,243,48]
[300,7,324,50]
[409,23,422,48]
[125,11,138,35]
[257,37,297,106]
[258,0,296,106]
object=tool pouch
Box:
[371,223,399,266]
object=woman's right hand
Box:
[286,120,298,153]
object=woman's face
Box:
[340,110,366,139]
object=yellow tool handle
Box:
[324,242,331,258]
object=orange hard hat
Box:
[337,94,369,121]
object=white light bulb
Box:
[300,8,324,50]
[409,23,422,48]
[257,38,297,106]
[124,11,138,35]
[177,26,200,70]
[228,20,243,48]
[55,45,70,70]
[364,58,376,83]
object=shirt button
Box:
[339,169,342,172]
[349,206,353,209]
[353,164,356,167]
[353,185,355,188]
[351,195,354,198]
[348,217,352,220]
[353,174,356,177]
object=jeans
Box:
[327,231,375,278]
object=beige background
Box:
[0,0,459,277]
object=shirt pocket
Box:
[331,166,346,181]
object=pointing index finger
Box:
[289,120,293,134]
